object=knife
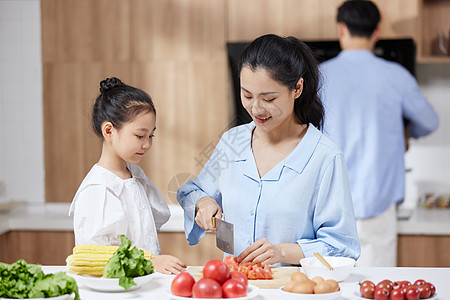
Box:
[212,217,234,254]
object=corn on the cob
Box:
[66,244,153,276]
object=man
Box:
[319,0,439,267]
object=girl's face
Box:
[110,111,156,164]
[240,66,302,133]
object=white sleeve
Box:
[73,184,128,246]
[145,179,170,231]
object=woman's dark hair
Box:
[238,34,324,130]
[337,0,380,38]
[92,77,155,138]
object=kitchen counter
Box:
[1,202,450,236]
[43,265,449,299]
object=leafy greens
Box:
[0,259,79,299]
[103,235,154,290]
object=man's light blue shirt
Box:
[319,50,439,219]
[177,123,360,264]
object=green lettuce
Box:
[0,259,79,300]
[103,235,154,290]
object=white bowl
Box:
[300,256,355,282]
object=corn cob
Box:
[66,244,153,277]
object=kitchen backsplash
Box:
[0,0,448,207]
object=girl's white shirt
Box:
[69,163,170,255]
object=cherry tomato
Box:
[170,272,196,297]
[230,271,248,286]
[360,280,375,294]
[360,285,375,299]
[224,256,239,269]
[391,288,405,300]
[413,279,426,287]
[203,259,230,285]
[192,278,222,298]
[393,281,405,290]
[426,282,436,297]
[417,284,431,299]
[404,285,419,300]
[374,287,390,300]
[376,279,394,293]
[221,278,247,298]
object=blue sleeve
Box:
[298,154,360,260]
[177,138,226,245]
[401,71,439,138]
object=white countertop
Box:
[42,265,450,299]
[1,202,450,236]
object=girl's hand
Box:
[195,197,222,231]
[237,238,281,266]
[152,255,187,275]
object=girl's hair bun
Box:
[100,77,123,93]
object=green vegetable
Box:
[0,259,79,300]
[103,235,154,290]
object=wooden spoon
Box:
[313,252,334,270]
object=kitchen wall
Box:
[0,0,448,207]
[0,0,45,204]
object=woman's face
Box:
[240,66,302,133]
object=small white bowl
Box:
[300,256,355,282]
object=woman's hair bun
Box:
[100,77,124,93]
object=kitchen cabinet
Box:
[397,235,450,267]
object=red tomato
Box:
[221,279,247,298]
[425,282,436,297]
[230,271,248,286]
[255,267,266,279]
[393,281,405,290]
[263,265,273,279]
[360,285,375,299]
[203,259,230,285]
[417,284,431,299]
[413,279,426,287]
[374,287,390,300]
[192,278,222,298]
[360,280,375,294]
[404,285,419,300]
[391,288,405,300]
[224,256,239,269]
[376,280,394,293]
[170,272,196,297]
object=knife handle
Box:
[211,217,216,228]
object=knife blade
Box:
[212,217,234,254]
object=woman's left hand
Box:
[236,238,281,266]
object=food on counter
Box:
[420,193,450,209]
[359,279,436,299]
[282,272,340,294]
[170,259,248,298]
[66,235,154,290]
[224,256,273,280]
[0,259,80,300]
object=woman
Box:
[177,34,360,266]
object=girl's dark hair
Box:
[92,77,155,138]
[337,0,380,38]
[238,34,324,130]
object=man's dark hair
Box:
[337,0,381,38]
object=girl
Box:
[69,77,186,274]
[177,35,360,266]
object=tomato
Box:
[360,285,375,299]
[404,285,419,300]
[230,271,248,286]
[224,256,239,269]
[170,272,196,297]
[374,287,390,300]
[393,281,405,290]
[376,279,394,293]
[391,288,405,300]
[192,278,222,298]
[425,282,436,297]
[417,284,431,299]
[413,279,426,287]
[203,259,230,285]
[263,265,273,279]
[360,280,375,294]
[221,278,247,298]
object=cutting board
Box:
[187,266,299,289]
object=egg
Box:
[311,276,325,285]
[325,279,340,292]
[283,280,296,292]
[290,271,308,282]
[291,281,315,294]
[314,282,333,294]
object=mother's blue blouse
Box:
[177,122,360,264]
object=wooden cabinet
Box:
[397,235,450,267]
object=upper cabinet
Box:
[226,0,450,63]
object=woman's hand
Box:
[237,238,304,266]
[152,255,187,275]
[195,197,222,231]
